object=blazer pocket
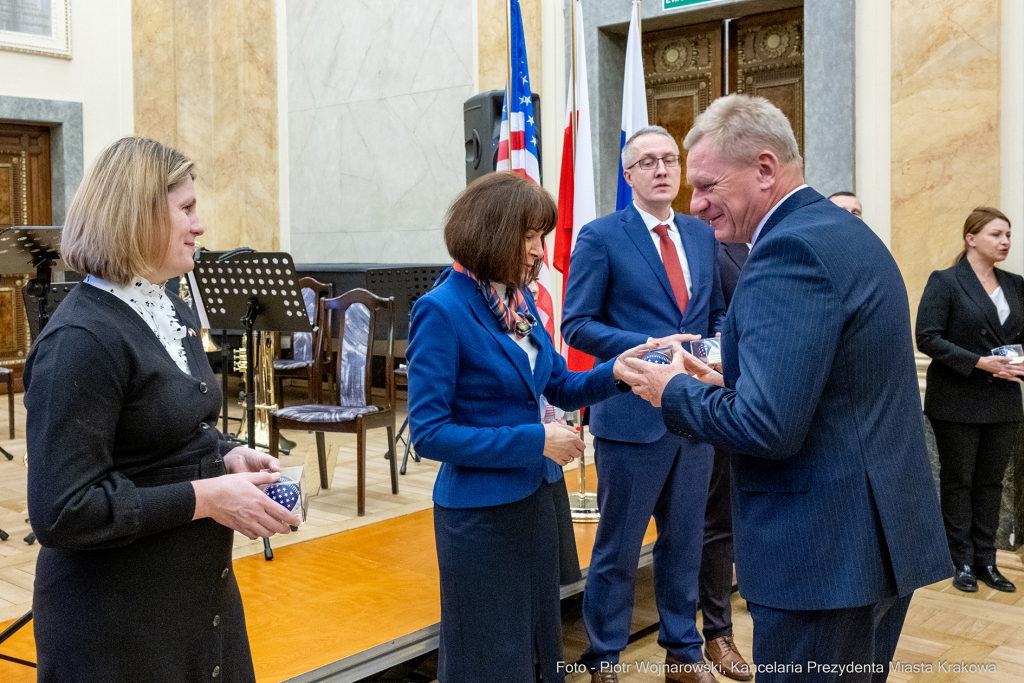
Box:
[735,466,811,493]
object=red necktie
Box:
[653,224,689,314]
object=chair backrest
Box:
[322,288,394,411]
[291,277,332,363]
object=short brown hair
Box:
[61,137,195,286]
[444,172,557,288]
[955,206,1010,264]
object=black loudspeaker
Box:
[463,90,542,184]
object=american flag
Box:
[497,0,554,339]
[263,477,299,512]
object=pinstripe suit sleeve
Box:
[662,233,840,459]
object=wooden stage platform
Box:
[0,468,656,683]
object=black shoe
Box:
[952,565,978,592]
[977,565,1016,592]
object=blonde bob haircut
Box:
[683,94,802,170]
[61,137,195,286]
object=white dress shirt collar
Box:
[750,184,808,246]
[633,201,676,232]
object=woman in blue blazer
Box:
[917,206,1022,594]
[407,172,637,683]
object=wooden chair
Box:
[269,288,398,516]
[273,277,333,408]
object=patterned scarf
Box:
[453,262,537,339]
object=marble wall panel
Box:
[289,0,473,110]
[804,0,854,195]
[131,0,176,146]
[287,0,473,265]
[478,0,543,93]
[891,0,1000,326]
[133,0,280,252]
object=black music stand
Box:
[191,248,311,561]
[0,226,61,669]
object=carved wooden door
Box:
[643,21,722,216]
[642,7,804,215]
[729,7,804,156]
[0,123,52,390]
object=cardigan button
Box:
[212,614,220,627]
[200,423,210,430]
[527,401,536,410]
[982,329,988,335]
[221,567,229,579]
[199,382,208,394]
[212,665,220,678]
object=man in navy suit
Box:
[563,125,725,683]
[621,95,951,682]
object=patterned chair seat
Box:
[272,404,379,423]
[274,359,314,371]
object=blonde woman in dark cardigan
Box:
[25,137,300,682]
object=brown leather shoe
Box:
[590,671,619,683]
[664,653,717,683]
[704,635,753,681]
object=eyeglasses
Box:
[627,154,682,171]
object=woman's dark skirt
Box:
[434,480,568,683]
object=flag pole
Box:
[506,0,514,145]
[570,0,578,166]
[637,0,642,38]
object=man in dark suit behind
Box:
[563,125,725,683]
[621,95,951,682]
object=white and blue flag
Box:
[616,0,649,211]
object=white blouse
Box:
[84,275,192,375]
[990,286,1010,325]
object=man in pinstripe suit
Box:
[621,95,951,683]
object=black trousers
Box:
[748,594,912,683]
[931,419,1018,567]
[434,481,564,683]
[699,446,734,641]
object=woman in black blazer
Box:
[917,206,1022,594]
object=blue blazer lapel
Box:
[754,187,824,245]
[620,205,678,307]
[465,287,537,396]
